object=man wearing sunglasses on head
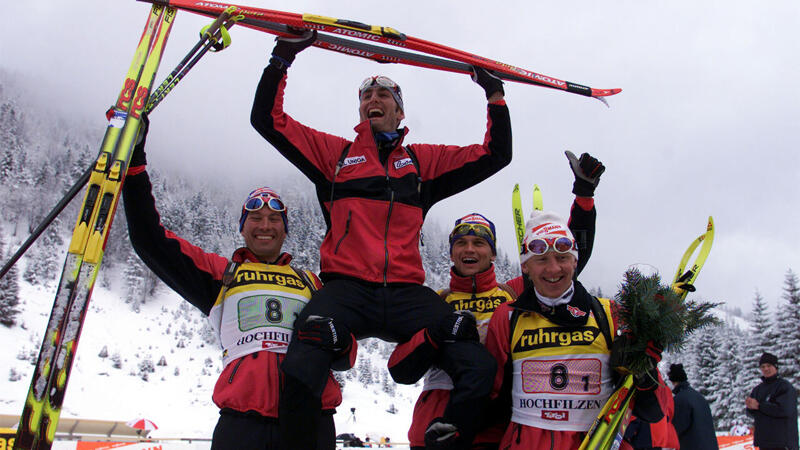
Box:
[122,118,353,450]
[483,211,665,450]
[389,152,604,450]
[251,30,510,450]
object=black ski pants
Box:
[211,408,334,450]
[279,279,496,450]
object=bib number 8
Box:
[521,358,602,394]
[549,364,569,390]
[265,298,283,323]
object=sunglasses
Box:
[450,223,495,243]
[359,76,401,96]
[521,236,576,256]
[244,194,286,213]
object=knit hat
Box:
[359,75,404,112]
[668,363,688,382]
[238,187,288,233]
[759,352,779,367]
[519,210,578,265]
[449,213,497,255]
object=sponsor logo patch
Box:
[394,157,413,170]
[342,155,367,167]
[232,270,306,290]
[513,326,600,352]
[542,410,569,421]
[566,305,587,318]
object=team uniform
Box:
[396,266,517,449]
[250,59,511,448]
[123,165,349,450]
[484,281,619,449]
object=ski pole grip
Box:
[200,6,236,40]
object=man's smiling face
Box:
[358,86,404,133]
[451,235,494,277]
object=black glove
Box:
[130,113,149,168]
[426,310,479,346]
[270,29,317,69]
[634,366,660,391]
[565,150,605,197]
[471,66,504,99]
[295,315,350,354]
[424,418,461,450]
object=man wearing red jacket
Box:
[388,152,605,449]
[122,119,353,450]
[250,31,511,450]
[484,210,664,449]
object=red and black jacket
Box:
[251,65,512,285]
[122,167,345,418]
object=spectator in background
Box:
[668,363,718,449]
[746,352,799,450]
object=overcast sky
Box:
[3,0,798,312]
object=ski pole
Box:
[147,6,243,111]
[0,165,92,280]
[0,11,239,281]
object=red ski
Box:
[140,0,621,100]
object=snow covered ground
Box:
[0,267,419,447]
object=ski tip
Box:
[513,183,520,192]
[592,88,622,97]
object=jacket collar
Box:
[761,374,779,383]
[512,279,592,326]
[232,248,292,265]
[449,264,498,294]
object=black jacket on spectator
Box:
[747,374,799,450]
[672,382,718,450]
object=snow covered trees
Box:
[776,270,800,387]
[0,235,21,326]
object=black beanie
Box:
[668,363,688,382]
[759,352,779,367]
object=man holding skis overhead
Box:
[251,30,511,449]
[122,118,353,450]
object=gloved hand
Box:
[645,340,663,364]
[426,310,479,346]
[270,29,317,69]
[634,366,660,391]
[424,418,461,450]
[295,315,350,354]
[565,150,605,197]
[130,112,150,168]
[471,66,504,99]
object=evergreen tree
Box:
[776,269,800,387]
[22,215,64,285]
[690,327,718,400]
[0,236,21,326]
[707,325,744,429]
[124,251,146,312]
[749,290,773,357]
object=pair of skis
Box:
[511,184,543,254]
[14,6,241,449]
[140,0,621,103]
[579,216,715,450]
[14,6,176,449]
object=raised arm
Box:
[122,118,228,315]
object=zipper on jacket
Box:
[334,211,352,254]
[227,356,246,383]
[549,429,555,450]
[515,423,521,444]
[383,183,394,286]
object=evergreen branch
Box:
[613,268,721,374]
